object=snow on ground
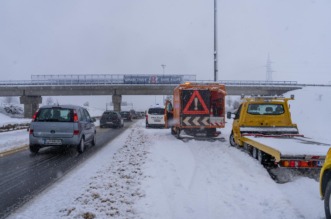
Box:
[0,113,30,127]
[3,86,331,219]
[0,130,28,154]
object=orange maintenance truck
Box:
[164,82,226,140]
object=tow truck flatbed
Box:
[242,135,330,162]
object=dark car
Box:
[100,111,124,128]
[129,109,138,119]
[120,111,132,121]
[29,105,96,154]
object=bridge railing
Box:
[29,74,197,85]
[0,74,328,86]
[217,80,298,86]
[0,79,300,86]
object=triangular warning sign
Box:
[183,90,209,114]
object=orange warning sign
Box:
[182,90,209,114]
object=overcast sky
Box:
[1,0,331,83]
[1,0,331,109]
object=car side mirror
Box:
[91,118,96,122]
[227,112,232,119]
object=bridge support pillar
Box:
[112,94,122,112]
[20,96,42,118]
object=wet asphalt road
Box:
[0,123,132,219]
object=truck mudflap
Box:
[176,129,226,142]
[268,167,321,183]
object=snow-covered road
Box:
[8,121,324,219]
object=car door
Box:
[232,104,243,143]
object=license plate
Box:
[44,139,62,145]
[154,119,161,122]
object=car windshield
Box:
[35,108,73,122]
[148,108,164,115]
[247,104,284,115]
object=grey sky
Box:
[1,0,330,83]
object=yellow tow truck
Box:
[228,95,329,182]
[320,149,331,219]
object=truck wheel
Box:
[325,180,331,219]
[257,150,264,164]
[252,147,258,160]
[176,128,181,139]
[171,127,176,135]
[229,132,236,146]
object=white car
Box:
[146,106,165,128]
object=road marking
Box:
[0,145,28,157]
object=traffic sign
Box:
[182,90,209,114]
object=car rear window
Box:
[148,108,164,115]
[35,108,74,122]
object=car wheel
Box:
[229,132,236,146]
[325,180,331,219]
[29,145,40,154]
[91,133,96,146]
[77,138,85,154]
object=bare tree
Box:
[46,97,54,105]
[3,96,15,104]
[233,100,241,110]
[226,96,233,107]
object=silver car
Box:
[29,105,96,154]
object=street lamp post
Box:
[161,64,166,104]
[214,0,218,82]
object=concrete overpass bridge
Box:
[0,74,314,117]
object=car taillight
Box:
[29,129,33,135]
[73,130,79,135]
[73,110,78,122]
[32,111,38,121]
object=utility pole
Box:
[266,54,273,81]
[214,0,218,82]
[161,64,166,75]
